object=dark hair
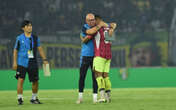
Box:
[21,20,32,28]
[95,14,102,20]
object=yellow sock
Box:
[104,77,111,91]
[96,76,105,91]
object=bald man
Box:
[77,13,106,104]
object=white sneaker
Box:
[98,98,106,103]
[93,99,98,104]
[76,99,83,104]
[105,98,111,103]
[105,93,111,103]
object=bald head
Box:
[86,13,95,20]
[86,13,96,27]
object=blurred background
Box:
[0,0,176,69]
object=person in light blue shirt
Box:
[80,23,94,57]
[14,33,40,67]
[13,20,49,105]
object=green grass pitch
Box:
[0,88,176,110]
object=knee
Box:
[95,72,102,78]
[103,73,108,78]
[18,78,24,84]
[32,81,38,85]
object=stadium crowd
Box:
[0,0,175,38]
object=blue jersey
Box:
[14,33,40,67]
[80,24,94,66]
[80,24,94,57]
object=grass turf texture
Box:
[0,88,176,110]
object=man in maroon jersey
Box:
[93,15,116,103]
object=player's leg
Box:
[77,56,89,104]
[91,71,98,103]
[17,78,24,105]
[103,73,111,102]
[32,81,38,99]
[92,74,98,103]
[103,59,112,102]
[17,78,24,98]
[93,57,106,102]
[28,67,42,104]
[15,65,27,105]
[90,58,98,103]
[95,71,105,102]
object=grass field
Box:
[0,88,176,110]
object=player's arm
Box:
[86,25,101,35]
[108,23,117,36]
[110,23,117,29]
[80,35,93,43]
[13,49,18,70]
[36,37,48,64]
[13,38,20,70]
[86,21,108,35]
[80,26,94,43]
[99,20,109,28]
[38,46,48,64]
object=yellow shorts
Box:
[93,56,111,73]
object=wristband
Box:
[87,35,92,39]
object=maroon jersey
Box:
[93,27,112,59]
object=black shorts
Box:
[15,65,39,82]
[80,56,94,68]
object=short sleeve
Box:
[37,37,40,47]
[81,25,87,37]
[80,32,85,38]
[14,37,20,50]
